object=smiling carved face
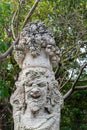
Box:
[25,78,47,113]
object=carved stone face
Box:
[25,79,47,113]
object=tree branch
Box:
[60,39,86,58]
[63,62,87,100]
[75,86,87,90]
[11,10,17,40]
[58,78,87,82]
[22,0,40,29]
[0,38,19,61]
[62,51,87,63]
[11,0,23,40]
[59,71,68,88]
[0,0,40,61]
[60,70,74,90]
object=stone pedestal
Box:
[10,21,63,130]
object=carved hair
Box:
[14,21,60,67]
[46,80,63,113]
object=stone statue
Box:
[10,21,63,130]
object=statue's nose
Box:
[30,87,41,98]
[31,87,39,94]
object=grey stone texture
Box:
[10,21,63,130]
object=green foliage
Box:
[61,90,87,130]
[0,76,9,99]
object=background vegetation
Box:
[0,0,87,130]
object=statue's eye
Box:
[38,82,46,87]
[25,82,33,87]
[29,82,33,87]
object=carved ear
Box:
[46,81,63,113]
[45,86,53,114]
[10,87,25,106]
[53,88,64,108]
[10,92,20,106]
[13,99,20,106]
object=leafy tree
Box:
[0,0,87,129]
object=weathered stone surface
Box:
[11,21,63,130]
[14,21,60,68]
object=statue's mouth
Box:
[30,93,41,99]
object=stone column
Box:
[10,21,63,130]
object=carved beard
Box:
[29,101,41,113]
[26,92,47,113]
[28,97,46,113]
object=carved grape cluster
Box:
[14,21,60,67]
